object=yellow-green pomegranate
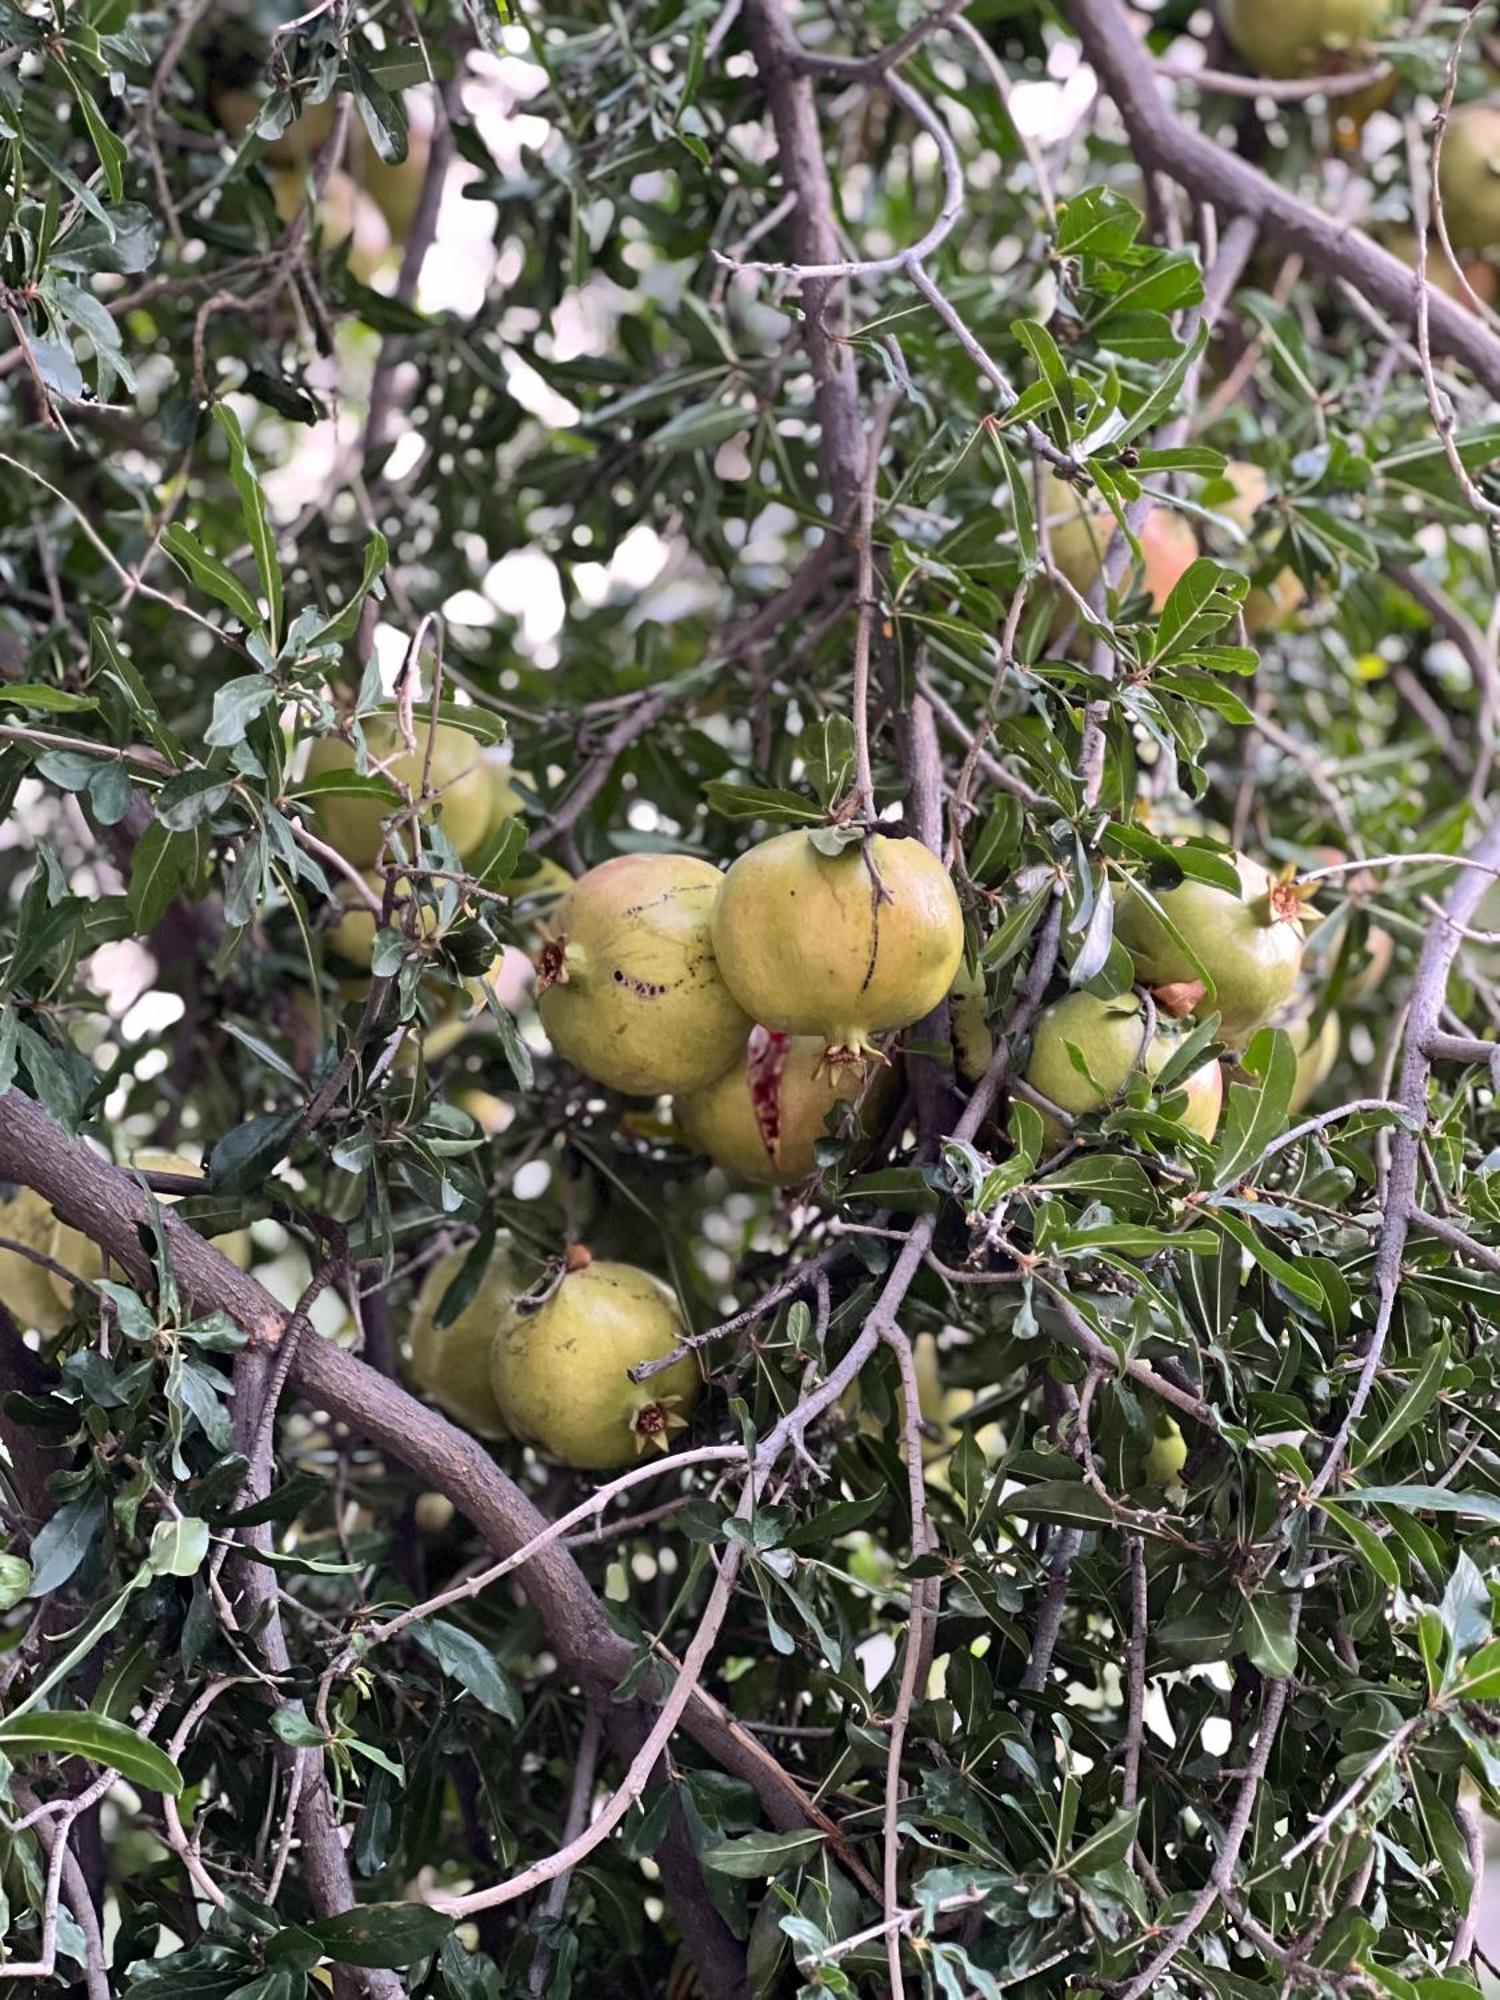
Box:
[1115,853,1306,1044]
[0,1187,69,1334]
[710,831,963,1068]
[1144,1417,1189,1487]
[1216,462,1306,635]
[489,1254,700,1469]
[537,854,751,1096]
[50,1152,253,1307]
[407,1243,515,1437]
[1282,1006,1341,1113]
[677,1029,896,1184]
[1219,0,1391,80]
[306,720,492,870]
[949,960,994,1084]
[1439,105,1500,255]
[1024,991,1223,1144]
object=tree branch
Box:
[1062,0,1500,397]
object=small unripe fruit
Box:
[1144,1419,1189,1487]
[1219,0,1391,81]
[414,1491,457,1534]
[306,721,492,870]
[49,1153,252,1307]
[1439,106,1500,256]
[677,1029,896,1184]
[1282,1006,1341,1113]
[537,854,750,1096]
[1025,991,1223,1145]
[1115,853,1306,1044]
[407,1245,515,1437]
[1217,462,1306,634]
[711,831,964,1068]
[0,1187,69,1333]
[271,168,390,283]
[489,1259,700,1469]
[1042,475,1198,624]
[949,960,994,1084]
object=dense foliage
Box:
[5,1,1500,1996]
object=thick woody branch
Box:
[1062,0,1500,398]
[0,1091,840,1852]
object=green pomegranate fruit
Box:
[1042,474,1198,626]
[407,1243,515,1437]
[1282,1006,1341,1113]
[50,1152,253,1307]
[489,1253,700,1469]
[1219,0,1391,80]
[0,1187,69,1333]
[1217,462,1305,635]
[1115,853,1306,1044]
[1024,991,1223,1144]
[949,960,994,1084]
[1438,104,1500,255]
[677,1029,896,1184]
[306,720,491,869]
[710,831,964,1067]
[1144,1418,1189,1487]
[537,854,750,1096]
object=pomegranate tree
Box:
[1024,990,1223,1144]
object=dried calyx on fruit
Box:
[677,1027,897,1185]
[1024,991,1223,1146]
[406,1240,517,1438]
[536,853,751,1097]
[1115,851,1307,1044]
[489,1251,700,1470]
[710,830,964,1069]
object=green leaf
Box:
[1339,1486,1500,1527]
[129,820,202,929]
[213,404,283,648]
[1321,1501,1401,1590]
[1240,1590,1297,1678]
[702,781,826,824]
[147,1517,210,1578]
[997,1481,1113,1530]
[1352,1336,1451,1470]
[351,61,409,164]
[1210,1210,1325,1312]
[1058,1804,1140,1879]
[1209,1025,1297,1189]
[303,1904,452,1968]
[411,1619,523,1723]
[162,524,265,635]
[0,1710,183,1796]
[205,675,277,751]
[0,684,99,714]
[702,1828,828,1878]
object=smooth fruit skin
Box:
[1220,0,1390,80]
[1438,105,1500,254]
[271,168,390,281]
[1025,991,1223,1144]
[489,1261,700,1470]
[949,960,994,1084]
[1219,462,1306,634]
[1283,1007,1341,1113]
[537,854,751,1096]
[306,721,491,870]
[1043,475,1198,623]
[49,1152,252,1307]
[1115,853,1306,1044]
[1144,1419,1189,1486]
[0,1187,69,1333]
[407,1245,513,1437]
[677,1030,895,1184]
[710,831,964,1064]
